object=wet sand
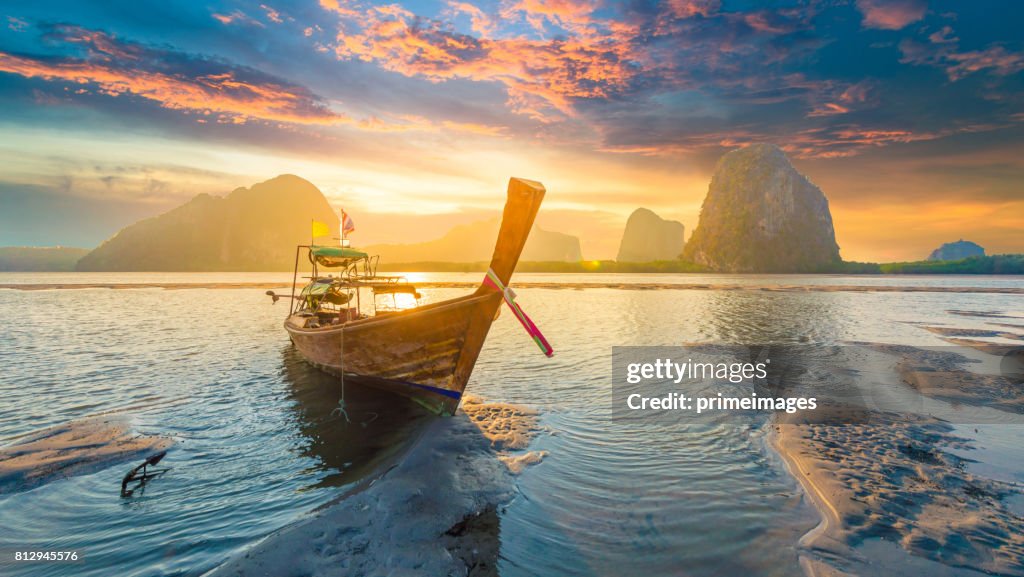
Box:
[208,397,544,577]
[774,318,1024,576]
[0,416,172,494]
[859,343,1024,413]
[922,326,1024,341]
[2,281,1023,294]
[773,407,1024,576]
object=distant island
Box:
[928,240,985,261]
[1,155,1020,274]
[616,209,684,262]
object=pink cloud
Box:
[944,46,1024,81]
[666,0,720,19]
[900,37,1024,81]
[211,10,265,28]
[856,0,926,30]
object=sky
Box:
[0,0,1022,261]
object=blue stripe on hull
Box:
[402,380,462,400]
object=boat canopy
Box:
[310,245,368,267]
[311,246,368,259]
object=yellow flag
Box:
[311,220,330,239]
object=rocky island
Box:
[75,175,339,271]
[683,144,841,272]
[928,240,985,261]
[616,208,685,262]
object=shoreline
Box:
[1,281,1022,294]
[767,423,839,577]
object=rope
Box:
[331,322,351,423]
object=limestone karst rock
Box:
[615,208,685,262]
[682,144,841,272]
[76,175,338,271]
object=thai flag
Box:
[341,209,355,235]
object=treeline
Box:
[747,255,1024,274]
[879,254,1024,274]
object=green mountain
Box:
[76,175,339,271]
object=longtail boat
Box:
[268,177,552,416]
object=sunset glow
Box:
[1,1,1022,260]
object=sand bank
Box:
[773,405,1024,576]
[2,281,1023,294]
[775,322,1024,576]
[922,326,1024,341]
[207,398,544,577]
[0,416,172,494]
[859,343,1024,413]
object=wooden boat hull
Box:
[283,177,546,416]
[285,291,503,415]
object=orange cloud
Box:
[446,1,498,38]
[0,51,343,125]
[666,0,720,19]
[260,4,284,24]
[324,0,641,121]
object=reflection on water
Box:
[0,273,1021,576]
[280,346,431,489]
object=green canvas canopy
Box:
[310,245,368,267]
[310,246,368,259]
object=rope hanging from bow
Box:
[484,268,554,357]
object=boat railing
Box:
[288,244,419,318]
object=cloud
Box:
[211,10,265,28]
[0,25,342,125]
[943,46,1024,81]
[7,16,28,31]
[324,2,642,122]
[807,81,874,117]
[446,1,497,38]
[260,4,284,24]
[0,23,513,138]
[318,0,832,126]
[900,36,1024,81]
[665,0,720,19]
[856,0,927,30]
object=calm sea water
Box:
[0,273,1021,576]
